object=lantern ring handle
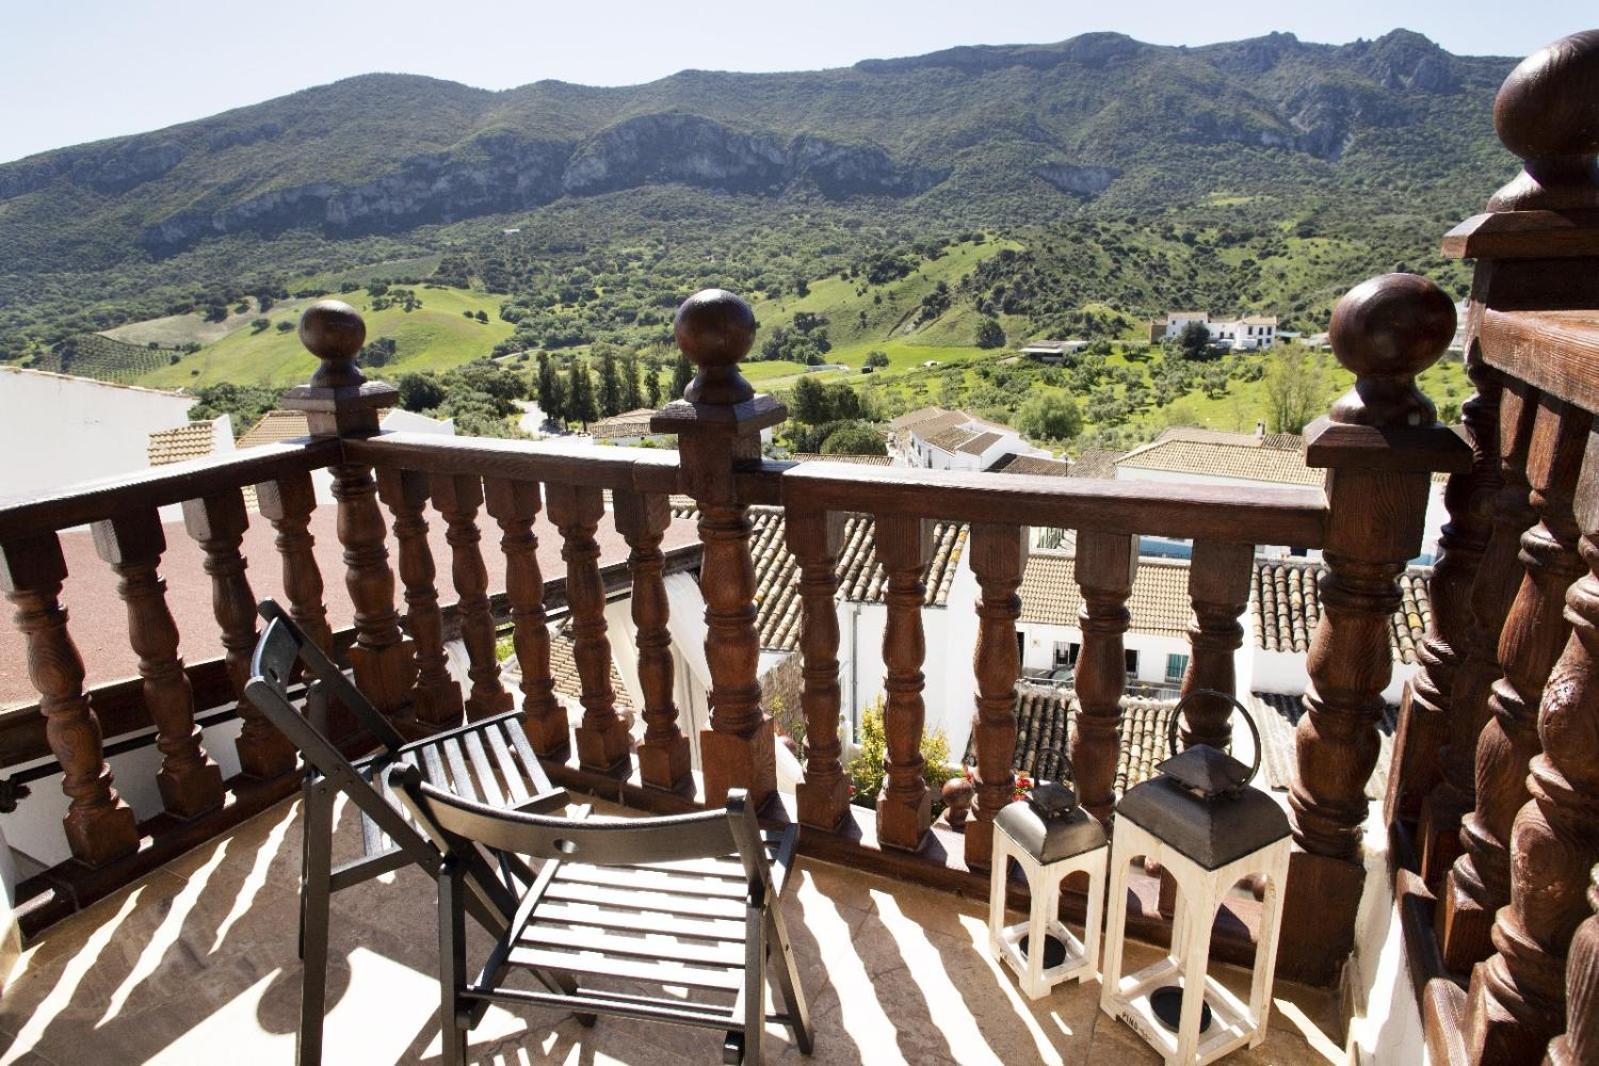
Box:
[1167,688,1263,789]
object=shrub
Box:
[845,696,959,812]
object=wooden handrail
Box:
[0,438,340,541]
[346,431,681,494]
[779,460,1328,546]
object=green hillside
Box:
[136,285,511,387]
[31,333,185,383]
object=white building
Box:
[1157,311,1278,350]
[0,368,195,504]
[887,406,1051,472]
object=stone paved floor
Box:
[0,795,1344,1064]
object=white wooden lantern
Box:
[987,768,1108,998]
[1100,692,1291,1066]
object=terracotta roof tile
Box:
[1066,449,1122,480]
[956,431,1003,456]
[588,408,659,440]
[1017,551,1193,638]
[1117,436,1322,486]
[788,453,892,466]
[987,453,1072,477]
[888,406,951,431]
[672,503,967,652]
[238,410,311,449]
[147,422,218,467]
[924,426,978,453]
[962,684,1175,794]
[1251,558,1431,664]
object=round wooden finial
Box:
[298,300,367,388]
[674,288,756,405]
[1328,273,1456,427]
[1488,30,1599,211]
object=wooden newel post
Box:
[651,289,786,810]
[283,301,416,728]
[1283,273,1469,979]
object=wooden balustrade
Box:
[91,511,224,818]
[614,488,690,791]
[431,473,512,721]
[874,514,934,851]
[1407,360,1505,884]
[256,471,335,657]
[482,476,565,754]
[786,509,849,830]
[1071,530,1137,824]
[965,523,1026,869]
[375,466,462,730]
[1178,539,1253,749]
[1546,864,1599,1066]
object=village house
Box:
[1019,338,1089,363]
[886,405,1054,472]
[1150,310,1278,350]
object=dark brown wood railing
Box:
[1379,28,1599,1066]
[5,33,1596,1064]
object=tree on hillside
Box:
[567,360,598,427]
[623,353,642,411]
[865,350,890,369]
[396,373,446,412]
[597,347,622,417]
[1177,320,1212,360]
[820,421,888,456]
[644,358,663,408]
[1017,393,1083,441]
[536,352,562,424]
[671,356,694,401]
[1263,346,1329,433]
[976,317,1006,349]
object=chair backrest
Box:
[398,768,770,889]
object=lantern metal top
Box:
[1114,692,1289,871]
[994,747,1105,863]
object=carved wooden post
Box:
[431,474,511,721]
[1463,423,1599,1061]
[1545,864,1599,1066]
[373,467,462,730]
[615,488,689,791]
[965,523,1027,869]
[786,509,848,829]
[1071,530,1137,824]
[650,289,787,810]
[874,515,933,852]
[482,476,566,754]
[91,511,224,818]
[547,482,630,773]
[184,488,296,779]
[1283,273,1466,978]
[0,534,138,865]
[1179,539,1253,750]
[283,301,415,727]
[257,470,335,655]
[1409,360,1506,884]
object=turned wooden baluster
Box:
[0,534,139,865]
[1411,360,1507,884]
[650,289,787,809]
[430,473,511,721]
[91,511,224,818]
[1446,396,1590,973]
[375,467,462,731]
[965,523,1027,869]
[284,301,415,726]
[1284,274,1463,977]
[874,515,933,852]
[615,488,689,790]
[184,488,296,779]
[482,476,566,754]
[1179,539,1253,750]
[1071,530,1137,824]
[257,470,335,655]
[546,482,630,773]
[787,509,849,829]
[1545,864,1599,1066]
[1465,425,1599,1062]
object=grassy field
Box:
[135,285,512,388]
[102,298,268,348]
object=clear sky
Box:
[0,0,1587,164]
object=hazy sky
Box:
[0,1,1586,163]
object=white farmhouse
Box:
[1155,311,1278,350]
[887,406,1051,472]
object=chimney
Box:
[1255,420,1265,439]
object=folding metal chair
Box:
[245,600,571,1065]
[396,771,815,1065]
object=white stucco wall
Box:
[0,368,194,502]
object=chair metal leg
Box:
[742,903,765,1064]
[766,908,813,1055]
[298,779,334,1066]
[439,861,469,1066]
[297,778,314,961]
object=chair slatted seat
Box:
[245,600,570,1066]
[397,774,815,1065]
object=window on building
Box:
[1124,649,1140,677]
[1053,641,1079,668]
[1166,653,1190,684]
